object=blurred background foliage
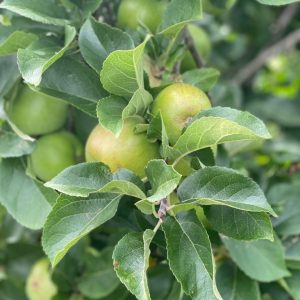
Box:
[0,0,300,299]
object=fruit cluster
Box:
[86,82,211,177]
[7,84,83,182]
[7,81,211,182]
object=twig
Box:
[271,3,300,39]
[157,198,168,220]
[184,27,204,68]
[289,162,300,175]
[233,28,300,85]
[153,218,163,233]
[152,198,169,233]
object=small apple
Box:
[85,116,160,177]
[117,0,167,33]
[26,258,57,300]
[181,24,211,72]
[7,84,68,136]
[30,131,83,182]
[151,83,211,145]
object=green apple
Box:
[151,83,211,145]
[85,116,160,177]
[117,0,167,33]
[7,84,68,136]
[181,24,211,72]
[26,258,57,300]
[30,131,84,182]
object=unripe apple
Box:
[117,0,167,33]
[151,83,211,145]
[181,24,211,72]
[7,85,68,136]
[26,258,57,300]
[30,131,83,182]
[85,117,160,177]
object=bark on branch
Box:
[184,27,204,68]
[271,3,299,39]
[233,28,300,85]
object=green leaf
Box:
[165,281,182,300]
[17,25,76,86]
[222,234,291,282]
[177,166,275,216]
[182,68,220,92]
[0,159,57,229]
[0,0,69,26]
[172,107,271,160]
[205,206,274,241]
[122,89,153,122]
[97,95,127,135]
[147,112,173,159]
[145,159,181,202]
[162,211,221,300]
[99,285,130,300]
[158,0,202,35]
[0,26,37,56]
[99,176,146,200]
[286,270,300,300]
[36,55,107,116]
[4,242,44,281]
[113,229,155,300]
[216,261,260,300]
[45,162,112,196]
[45,162,146,199]
[100,36,150,98]
[79,17,134,72]
[268,183,300,236]
[148,265,177,300]
[97,89,153,135]
[257,0,300,5]
[135,199,153,215]
[108,169,145,199]
[0,131,35,158]
[248,97,300,127]
[284,236,300,270]
[0,280,27,300]
[0,55,20,97]
[268,138,300,163]
[64,0,103,18]
[42,193,121,266]
[191,147,216,167]
[78,247,120,299]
